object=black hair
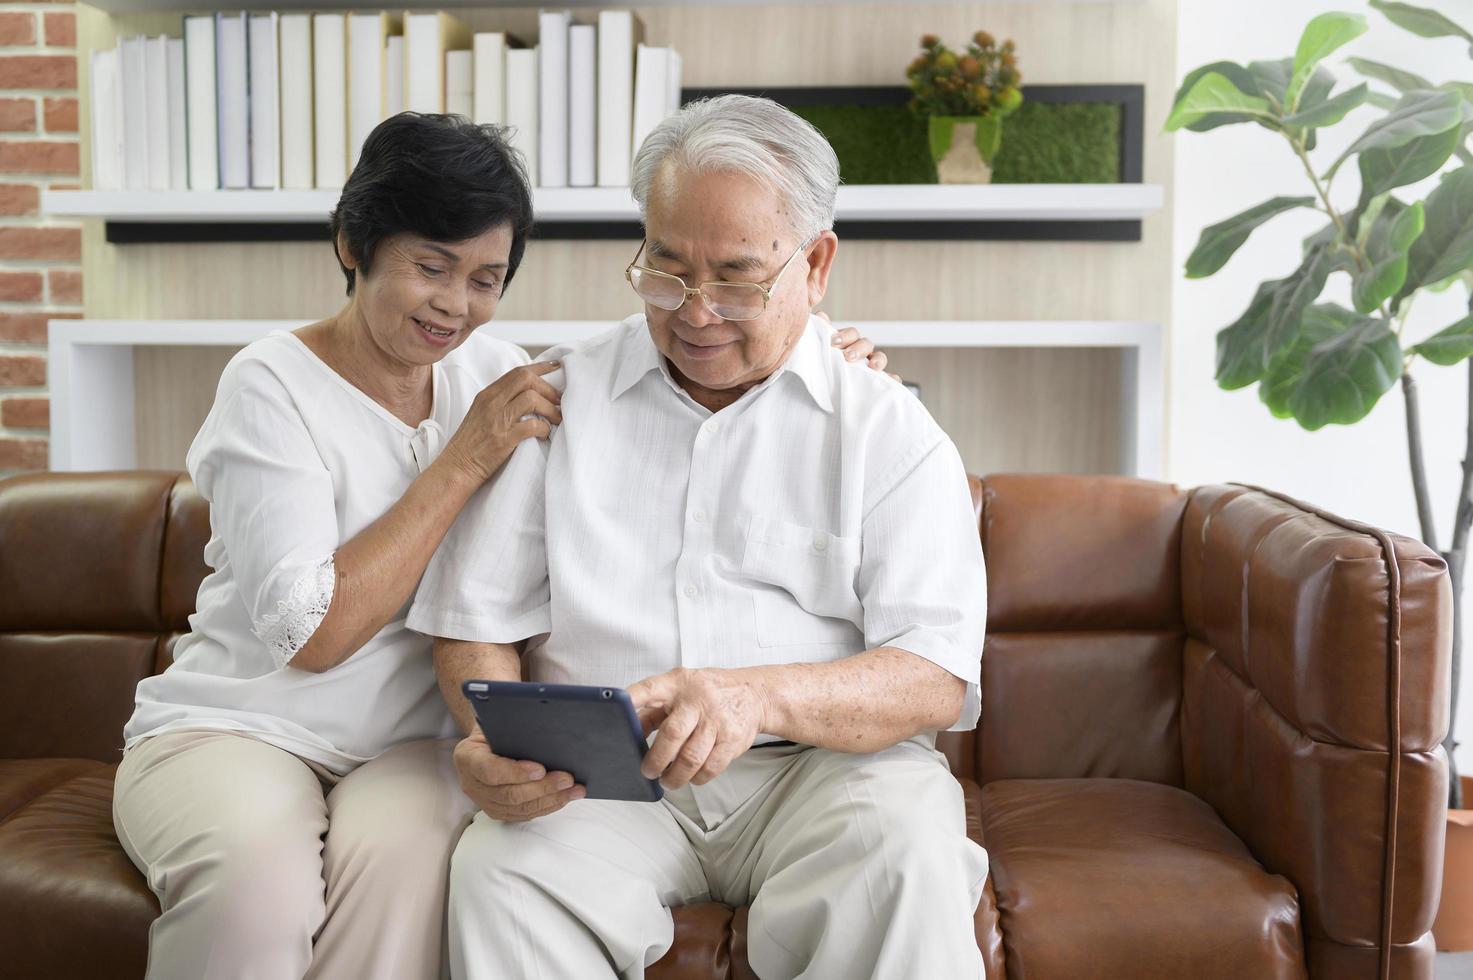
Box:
[328,112,535,296]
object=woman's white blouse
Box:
[123,329,529,775]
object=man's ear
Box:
[335,231,358,271]
[804,231,838,309]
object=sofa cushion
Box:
[0,757,104,819]
[0,763,154,978]
[979,777,1305,980]
[0,634,156,762]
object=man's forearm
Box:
[433,637,523,733]
[745,648,967,753]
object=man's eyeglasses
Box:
[624,238,811,322]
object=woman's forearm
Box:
[290,455,483,672]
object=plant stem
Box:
[1403,372,1441,552]
[1290,136,1368,272]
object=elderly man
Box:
[406,94,988,979]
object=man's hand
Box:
[453,728,585,822]
[627,667,769,789]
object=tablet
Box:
[463,680,663,803]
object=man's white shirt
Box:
[407,312,987,764]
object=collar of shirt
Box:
[610,313,836,415]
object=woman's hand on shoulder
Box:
[442,360,564,486]
[820,311,901,383]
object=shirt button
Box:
[705,420,720,435]
[812,534,828,552]
[684,584,700,598]
[693,509,708,523]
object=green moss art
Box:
[792,101,1121,185]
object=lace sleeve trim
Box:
[252,556,336,671]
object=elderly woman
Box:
[112,112,888,980]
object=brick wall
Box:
[0,3,78,476]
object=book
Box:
[144,36,169,191]
[446,49,472,117]
[505,47,539,184]
[568,24,595,187]
[88,49,122,191]
[404,11,470,113]
[182,14,218,190]
[630,45,670,171]
[166,38,187,190]
[248,13,280,189]
[215,12,250,190]
[348,12,395,168]
[472,32,509,125]
[596,10,641,188]
[314,14,348,188]
[385,35,404,117]
[279,14,314,190]
[117,36,147,190]
[537,10,570,188]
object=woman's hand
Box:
[820,311,902,382]
[442,361,564,486]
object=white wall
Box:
[1173,0,1473,770]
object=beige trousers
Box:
[113,730,476,980]
[448,738,988,980]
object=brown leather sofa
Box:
[0,470,1451,979]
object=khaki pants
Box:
[113,730,476,980]
[448,739,988,980]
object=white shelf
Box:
[48,318,1163,479]
[42,184,1164,225]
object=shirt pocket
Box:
[741,514,863,648]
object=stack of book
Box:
[89,9,683,192]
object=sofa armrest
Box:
[1181,484,1451,975]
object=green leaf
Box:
[973,115,1003,164]
[1215,245,1334,388]
[1367,90,1401,110]
[1410,312,1473,364]
[1353,200,1425,312]
[1288,13,1368,110]
[927,116,954,162]
[1370,0,1473,47]
[1326,89,1465,178]
[1186,196,1316,279]
[1166,72,1275,131]
[1260,303,1402,429]
[1171,61,1265,132]
[1248,58,1295,106]
[1401,166,1473,303]
[1358,122,1462,201]
[1282,82,1369,128]
[1348,56,1433,93]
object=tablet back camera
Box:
[601,689,613,699]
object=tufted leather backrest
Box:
[0,472,210,763]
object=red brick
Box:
[0,55,75,90]
[0,437,46,471]
[0,141,77,175]
[47,181,76,190]
[0,270,41,302]
[41,12,73,48]
[0,13,36,47]
[0,225,77,261]
[0,310,77,342]
[47,267,78,303]
[1,395,46,429]
[0,182,37,215]
[0,354,44,387]
[0,98,35,132]
[41,96,73,132]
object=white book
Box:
[596,10,641,188]
[182,15,218,190]
[404,12,470,113]
[117,37,147,190]
[313,14,347,188]
[505,47,539,184]
[215,12,250,189]
[348,12,393,168]
[568,24,595,187]
[166,39,186,190]
[472,33,508,125]
[279,14,314,190]
[666,49,683,115]
[630,45,669,171]
[537,10,569,188]
[385,35,405,116]
[446,50,472,117]
[89,49,123,191]
[144,37,169,191]
[248,13,279,189]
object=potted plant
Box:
[1167,0,1473,947]
[906,31,1023,184]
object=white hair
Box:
[630,94,840,242]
